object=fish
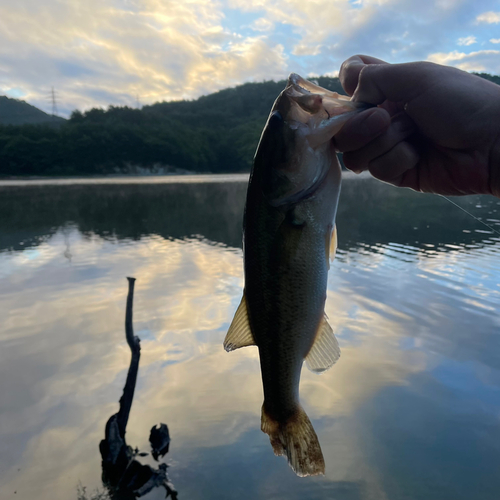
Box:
[224,74,369,476]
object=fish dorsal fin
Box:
[305,315,341,373]
[223,293,256,352]
[325,224,337,269]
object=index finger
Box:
[352,61,440,104]
[339,55,388,96]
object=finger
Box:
[368,141,420,184]
[394,167,421,192]
[341,113,416,173]
[352,61,438,105]
[339,55,388,96]
[335,107,390,153]
[380,100,406,117]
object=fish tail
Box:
[261,403,325,477]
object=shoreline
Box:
[0,170,369,187]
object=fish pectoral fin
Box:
[305,314,341,373]
[325,224,337,269]
[223,293,256,352]
[331,224,338,262]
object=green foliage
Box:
[0,74,498,177]
[473,72,500,86]
[0,95,66,126]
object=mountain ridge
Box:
[0,73,498,176]
[0,95,66,126]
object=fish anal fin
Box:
[305,315,341,373]
[261,403,325,477]
[223,293,256,352]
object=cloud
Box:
[250,17,274,32]
[0,0,499,118]
[476,11,500,24]
[229,0,500,80]
[490,38,500,44]
[457,36,477,46]
[427,49,500,72]
[0,0,287,115]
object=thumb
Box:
[339,55,388,96]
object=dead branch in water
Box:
[99,277,177,499]
[116,277,140,437]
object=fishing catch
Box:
[224,74,368,476]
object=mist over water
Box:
[1,175,500,500]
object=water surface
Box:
[1,175,500,499]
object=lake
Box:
[1,174,500,500]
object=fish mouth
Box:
[261,73,370,207]
[284,73,372,129]
[274,73,374,153]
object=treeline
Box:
[0,74,498,176]
[0,95,66,127]
[0,77,344,176]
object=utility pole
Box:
[136,94,141,109]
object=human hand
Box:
[334,55,500,197]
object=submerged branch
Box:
[99,277,178,499]
[116,277,140,436]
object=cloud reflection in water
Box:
[1,178,500,499]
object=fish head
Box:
[254,73,369,207]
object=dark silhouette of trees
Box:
[0,74,496,176]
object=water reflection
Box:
[1,174,500,254]
[0,175,500,500]
[0,180,248,251]
[338,177,500,253]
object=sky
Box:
[0,0,499,117]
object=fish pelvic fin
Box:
[261,404,325,477]
[223,293,256,352]
[305,314,341,373]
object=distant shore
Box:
[0,173,249,187]
[0,171,369,187]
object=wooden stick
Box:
[116,277,141,437]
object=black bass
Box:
[224,74,368,476]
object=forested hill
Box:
[0,76,344,176]
[0,96,66,127]
[0,73,498,177]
